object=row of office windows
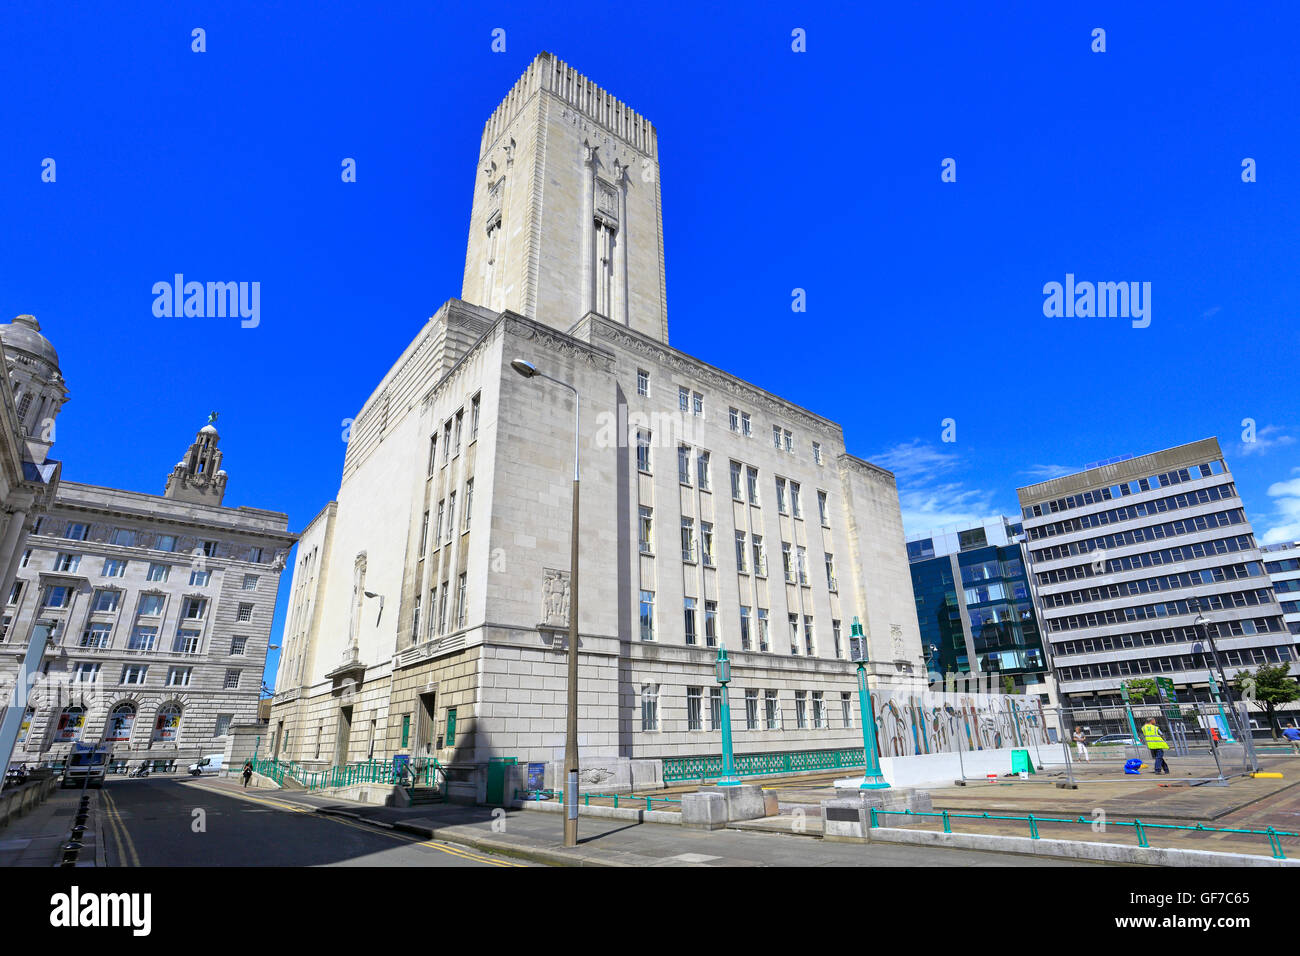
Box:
[1046,587,1276,633]
[1266,557,1300,574]
[1051,615,1288,656]
[1040,561,1267,609]
[1056,644,1292,683]
[1026,482,1237,541]
[67,620,249,657]
[20,551,258,591]
[411,573,469,641]
[638,684,855,732]
[426,393,482,475]
[39,520,232,560]
[1022,460,1224,520]
[6,580,254,624]
[421,479,475,555]
[58,660,244,688]
[1034,534,1258,585]
[638,591,845,658]
[21,701,232,746]
[1029,509,1246,564]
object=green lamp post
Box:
[1206,671,1235,743]
[849,618,889,790]
[714,643,741,787]
[1119,682,1140,744]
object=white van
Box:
[188,754,224,776]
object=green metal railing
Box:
[868,808,1296,860]
[248,757,443,793]
[663,747,865,783]
[514,788,682,811]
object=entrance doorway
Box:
[416,692,437,756]
[335,706,353,765]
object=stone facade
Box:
[0,423,296,771]
[268,53,926,779]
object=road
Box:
[97,776,529,867]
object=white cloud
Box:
[1236,424,1295,457]
[1259,475,1300,545]
[870,439,1005,536]
[1022,463,1075,481]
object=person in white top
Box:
[1072,727,1090,762]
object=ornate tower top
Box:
[461,52,669,343]
[164,417,228,505]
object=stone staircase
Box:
[407,787,444,806]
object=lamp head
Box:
[511,359,538,378]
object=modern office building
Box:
[1262,541,1300,642]
[907,517,1049,696]
[1017,438,1295,708]
[1,419,296,771]
[267,52,928,782]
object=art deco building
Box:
[268,53,927,782]
[1,419,296,771]
[1017,438,1295,709]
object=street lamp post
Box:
[1195,613,1236,743]
[714,643,741,786]
[849,618,889,790]
[511,358,581,848]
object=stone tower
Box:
[164,414,228,505]
[460,52,669,343]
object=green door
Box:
[486,757,516,805]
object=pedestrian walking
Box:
[1283,725,1300,755]
[242,760,254,788]
[1072,727,1090,762]
[1142,718,1170,774]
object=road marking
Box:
[101,790,140,868]
[414,838,526,867]
[180,781,313,813]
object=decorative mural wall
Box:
[872,689,1050,758]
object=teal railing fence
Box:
[514,788,682,811]
[249,757,443,793]
[869,808,1297,860]
[662,747,866,784]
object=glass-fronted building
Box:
[908,517,1049,694]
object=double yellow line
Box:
[100,789,140,867]
[180,780,524,867]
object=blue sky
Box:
[3,2,1298,690]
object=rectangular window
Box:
[757,608,770,652]
[683,597,697,645]
[438,583,449,633]
[825,553,837,591]
[411,595,422,639]
[790,482,801,518]
[697,451,710,491]
[6,581,20,605]
[139,594,166,616]
[156,534,176,552]
[91,589,120,613]
[730,461,743,500]
[735,530,747,572]
[72,662,100,682]
[470,393,481,442]
[452,409,463,456]
[773,425,782,448]
[65,523,88,541]
[639,590,655,641]
[230,636,248,655]
[813,442,822,465]
[784,429,793,452]
[812,691,825,729]
[700,521,714,566]
[401,715,411,748]
[224,669,241,689]
[435,500,445,545]
[704,601,718,647]
[818,490,828,526]
[782,543,793,582]
[692,392,703,418]
[54,553,80,572]
[420,510,430,553]
[795,690,808,728]
[167,667,193,687]
[739,605,752,650]
[428,434,438,474]
[752,535,767,576]
[189,569,211,587]
[80,622,112,648]
[236,603,253,622]
[637,431,652,473]
[641,684,659,731]
[729,407,739,432]
[797,546,808,585]
[102,558,126,577]
[456,573,467,627]
[776,478,787,513]
[128,626,157,651]
[679,386,690,412]
[745,689,759,730]
[678,444,691,484]
[215,714,233,737]
[174,630,201,654]
[202,540,219,558]
[45,585,72,608]
[120,665,148,686]
[789,613,800,654]
[639,506,654,554]
[242,574,259,591]
[445,493,456,543]
[637,369,649,396]
[803,615,815,656]
[832,619,843,659]
[681,518,695,562]
[443,421,452,463]
[111,529,136,547]
[463,479,474,531]
[147,563,169,582]
[741,412,751,437]
[764,690,779,730]
[709,687,722,730]
[687,687,703,730]
[746,467,759,504]
[841,692,853,728]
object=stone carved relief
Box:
[890,623,905,660]
[507,316,617,373]
[579,767,614,786]
[541,568,571,627]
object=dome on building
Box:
[0,315,60,369]
[199,423,219,437]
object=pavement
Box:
[0,781,106,868]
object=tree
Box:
[1233,663,1300,739]
[1124,678,1158,702]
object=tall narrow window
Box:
[456,573,467,627]
[746,467,759,504]
[463,479,474,531]
[700,521,714,566]
[639,590,655,641]
[735,531,747,572]
[678,445,691,484]
[683,597,697,645]
[637,369,649,396]
[637,431,652,473]
[739,606,752,650]
[757,608,770,652]
[730,461,743,499]
[639,507,653,554]
[681,518,695,562]
[789,613,800,654]
[704,601,718,647]
[470,393,481,442]
[697,451,710,491]
[818,490,829,526]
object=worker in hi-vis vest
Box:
[1141,718,1170,775]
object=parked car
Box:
[188,754,225,776]
[1090,734,1136,746]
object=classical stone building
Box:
[268,53,925,783]
[1,419,296,771]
